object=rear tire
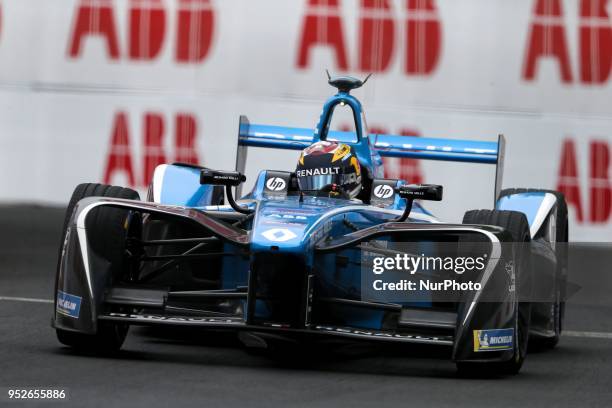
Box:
[55,183,139,353]
[499,188,568,349]
[457,209,532,375]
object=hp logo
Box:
[266,177,286,191]
[373,184,394,199]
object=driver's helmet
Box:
[295,141,362,199]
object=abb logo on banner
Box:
[68,0,214,63]
[104,111,200,188]
[297,0,442,75]
[523,0,612,84]
[557,138,610,224]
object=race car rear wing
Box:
[235,116,505,203]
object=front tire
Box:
[457,209,532,375]
[499,188,568,349]
[55,183,139,353]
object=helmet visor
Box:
[297,174,344,192]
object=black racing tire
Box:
[500,188,568,349]
[457,209,532,376]
[55,183,140,353]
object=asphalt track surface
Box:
[1,205,611,407]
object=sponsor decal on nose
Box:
[261,228,298,242]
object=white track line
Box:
[0,296,53,304]
[1,296,612,339]
[563,330,612,340]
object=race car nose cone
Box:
[261,228,298,243]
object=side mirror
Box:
[200,169,246,187]
[397,184,443,202]
[394,184,443,222]
[200,169,251,214]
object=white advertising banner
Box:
[0,0,609,240]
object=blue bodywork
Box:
[155,164,219,207]
[147,84,554,331]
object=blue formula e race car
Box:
[53,76,568,375]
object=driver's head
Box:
[295,141,362,199]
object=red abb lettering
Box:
[406,0,442,75]
[297,0,349,70]
[174,114,199,164]
[143,113,166,186]
[69,0,215,63]
[589,140,611,223]
[580,0,612,84]
[104,111,202,188]
[104,112,136,186]
[69,0,121,59]
[523,0,573,83]
[129,0,166,60]
[297,0,441,76]
[359,0,395,72]
[176,0,215,63]
[368,126,388,136]
[556,139,584,222]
